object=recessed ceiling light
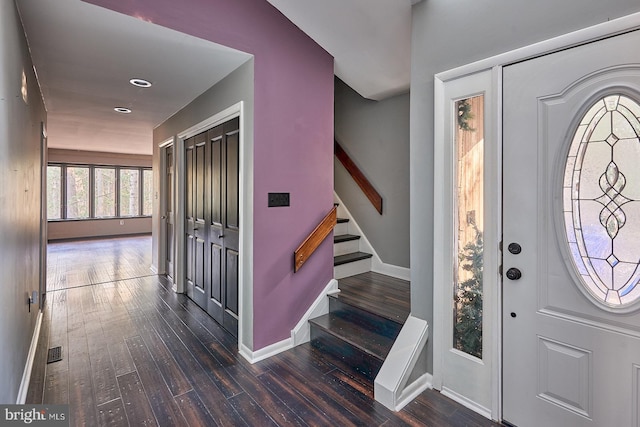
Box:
[129,78,152,88]
[114,107,132,114]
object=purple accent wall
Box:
[85,0,335,350]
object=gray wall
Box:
[47,149,152,240]
[410,0,640,373]
[334,78,410,268]
[0,1,47,403]
[152,59,254,345]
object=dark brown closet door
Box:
[206,117,240,337]
[185,132,207,308]
[184,117,240,338]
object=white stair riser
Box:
[334,257,371,279]
[334,239,360,256]
[335,222,349,235]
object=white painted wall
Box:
[410,0,640,373]
[0,0,47,403]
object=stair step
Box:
[309,311,396,379]
[329,295,403,335]
[334,234,361,243]
[334,251,372,266]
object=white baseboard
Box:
[291,279,339,346]
[395,373,433,411]
[239,279,340,364]
[239,338,293,364]
[441,386,492,419]
[372,261,411,281]
[17,311,43,404]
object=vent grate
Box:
[47,346,62,364]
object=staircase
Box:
[308,205,408,383]
[308,286,404,380]
[333,215,373,279]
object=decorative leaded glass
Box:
[563,94,640,308]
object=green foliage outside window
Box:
[454,224,483,359]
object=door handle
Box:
[218,234,225,239]
[506,268,522,280]
[161,215,167,219]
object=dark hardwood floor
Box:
[338,271,411,324]
[28,237,500,426]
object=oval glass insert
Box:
[563,94,640,309]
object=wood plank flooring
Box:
[28,237,501,426]
[47,235,153,291]
[338,271,411,324]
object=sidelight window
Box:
[563,94,640,309]
[453,95,485,358]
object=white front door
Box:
[503,30,640,426]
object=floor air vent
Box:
[47,346,62,364]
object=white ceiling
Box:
[17,0,251,155]
[16,0,412,155]
[267,0,412,101]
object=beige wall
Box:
[48,149,152,240]
[48,148,151,167]
[48,217,151,241]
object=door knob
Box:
[508,242,522,254]
[506,268,522,280]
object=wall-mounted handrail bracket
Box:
[294,206,337,272]
[334,140,383,215]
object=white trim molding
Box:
[240,339,292,364]
[174,101,254,358]
[441,386,492,420]
[334,192,410,281]
[375,315,430,411]
[432,10,640,424]
[291,279,339,346]
[240,279,340,363]
[17,311,43,404]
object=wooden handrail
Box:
[294,206,337,272]
[334,140,383,214]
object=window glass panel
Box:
[120,169,140,216]
[94,168,116,217]
[143,169,153,216]
[453,95,484,359]
[66,167,90,219]
[47,166,62,220]
[564,94,640,308]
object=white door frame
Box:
[433,12,640,422]
[158,137,174,281]
[173,101,253,353]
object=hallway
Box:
[27,237,498,426]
